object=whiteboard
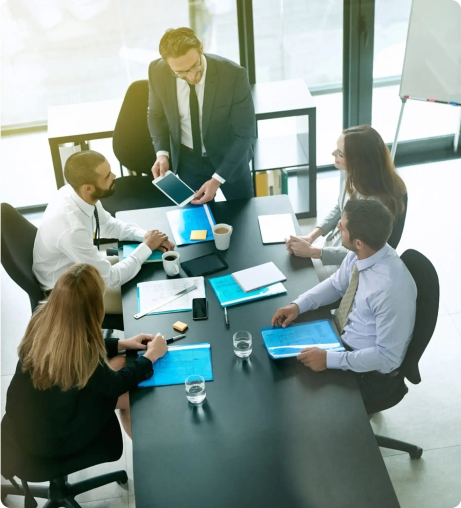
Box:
[400,0,461,105]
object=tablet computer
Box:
[152,171,195,207]
[182,253,228,278]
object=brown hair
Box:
[64,150,106,191]
[343,125,406,219]
[159,27,202,60]
[18,264,108,391]
[344,199,393,251]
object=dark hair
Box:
[344,199,393,251]
[159,27,202,60]
[343,125,406,220]
[64,150,106,191]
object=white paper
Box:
[258,214,296,244]
[137,277,205,315]
[232,262,286,293]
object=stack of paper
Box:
[166,204,216,246]
[137,277,205,315]
[258,214,296,244]
[232,262,286,292]
[122,244,163,263]
[261,320,345,359]
[138,343,213,387]
[208,274,286,307]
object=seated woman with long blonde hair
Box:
[4,263,167,458]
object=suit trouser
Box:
[103,256,123,315]
[177,145,254,201]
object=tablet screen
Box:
[155,173,194,204]
[182,254,228,277]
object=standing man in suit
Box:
[148,27,256,203]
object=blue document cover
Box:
[137,343,213,387]
[208,274,287,307]
[261,320,345,359]
[166,204,216,246]
[122,244,163,262]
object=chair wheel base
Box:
[410,447,423,459]
[116,471,128,485]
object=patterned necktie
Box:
[188,83,203,164]
[335,264,359,335]
[94,206,100,250]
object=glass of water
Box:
[185,375,206,404]
[233,331,252,358]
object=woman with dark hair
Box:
[286,125,407,265]
[4,264,167,458]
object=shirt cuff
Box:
[291,297,311,315]
[157,151,169,158]
[326,350,344,370]
[212,173,225,184]
[134,229,147,242]
[131,242,152,263]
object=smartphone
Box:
[192,298,208,320]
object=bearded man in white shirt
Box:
[33,150,174,314]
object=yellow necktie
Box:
[335,264,359,335]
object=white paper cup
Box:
[162,251,180,276]
[213,223,233,251]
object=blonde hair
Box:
[18,264,108,391]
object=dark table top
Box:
[117,196,399,508]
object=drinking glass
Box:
[233,331,252,358]
[185,375,206,403]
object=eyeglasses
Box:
[170,57,203,79]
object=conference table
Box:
[117,195,400,508]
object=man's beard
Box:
[92,182,115,200]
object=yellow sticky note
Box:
[190,230,207,240]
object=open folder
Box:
[166,204,216,246]
[137,343,213,387]
[261,320,345,359]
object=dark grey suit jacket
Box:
[147,54,256,183]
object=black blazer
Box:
[147,54,257,183]
[4,339,152,458]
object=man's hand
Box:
[144,333,168,363]
[285,236,322,259]
[143,230,168,251]
[157,239,175,253]
[191,178,221,205]
[119,333,154,351]
[297,347,327,372]
[271,303,299,328]
[152,155,169,179]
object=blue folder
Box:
[137,343,213,387]
[261,319,345,359]
[166,204,216,246]
[122,244,163,262]
[208,274,287,307]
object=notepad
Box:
[261,320,345,359]
[137,277,206,315]
[122,244,163,263]
[138,343,213,387]
[166,204,216,246]
[232,262,286,292]
[258,214,296,244]
[209,274,287,307]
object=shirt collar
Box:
[356,244,390,272]
[69,185,96,218]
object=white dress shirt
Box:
[293,245,417,374]
[157,55,225,184]
[33,185,152,290]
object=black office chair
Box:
[100,80,172,217]
[1,413,127,507]
[387,192,408,250]
[1,203,124,331]
[371,248,439,459]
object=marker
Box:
[224,307,229,329]
[166,334,186,344]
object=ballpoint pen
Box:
[224,307,229,329]
[167,334,186,345]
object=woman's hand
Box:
[144,333,168,363]
[119,333,154,351]
[285,236,322,259]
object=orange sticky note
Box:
[190,230,207,240]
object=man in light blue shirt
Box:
[272,199,417,412]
